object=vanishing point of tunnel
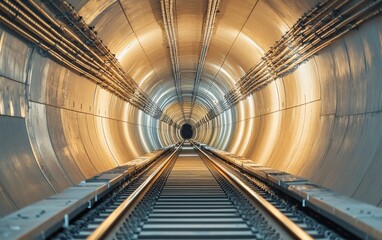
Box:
[181,124,193,139]
[0,0,382,235]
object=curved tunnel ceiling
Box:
[0,0,382,216]
[74,0,271,125]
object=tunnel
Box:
[0,0,382,233]
[180,124,194,139]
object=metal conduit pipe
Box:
[12,0,103,73]
[270,0,373,73]
[0,0,175,124]
[45,0,128,78]
[41,0,171,123]
[239,0,381,95]
[265,0,348,64]
[277,7,382,80]
[0,16,135,106]
[267,0,373,71]
[38,0,138,92]
[0,1,128,96]
[168,2,182,105]
[258,0,382,88]
[297,1,352,44]
[160,0,186,122]
[195,0,381,126]
[194,0,219,89]
[189,0,220,120]
[24,0,124,88]
[161,1,175,72]
[241,2,362,94]
[239,0,360,89]
[0,14,111,90]
[169,0,179,68]
[2,0,131,96]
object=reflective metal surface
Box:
[0,0,382,217]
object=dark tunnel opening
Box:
[181,124,193,139]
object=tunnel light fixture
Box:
[195,0,382,127]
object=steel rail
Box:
[89,142,313,239]
[192,143,314,240]
[87,143,183,240]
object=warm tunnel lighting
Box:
[0,0,381,219]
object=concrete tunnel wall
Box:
[0,0,382,217]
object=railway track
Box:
[84,142,347,240]
[50,147,179,240]
[2,141,381,239]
